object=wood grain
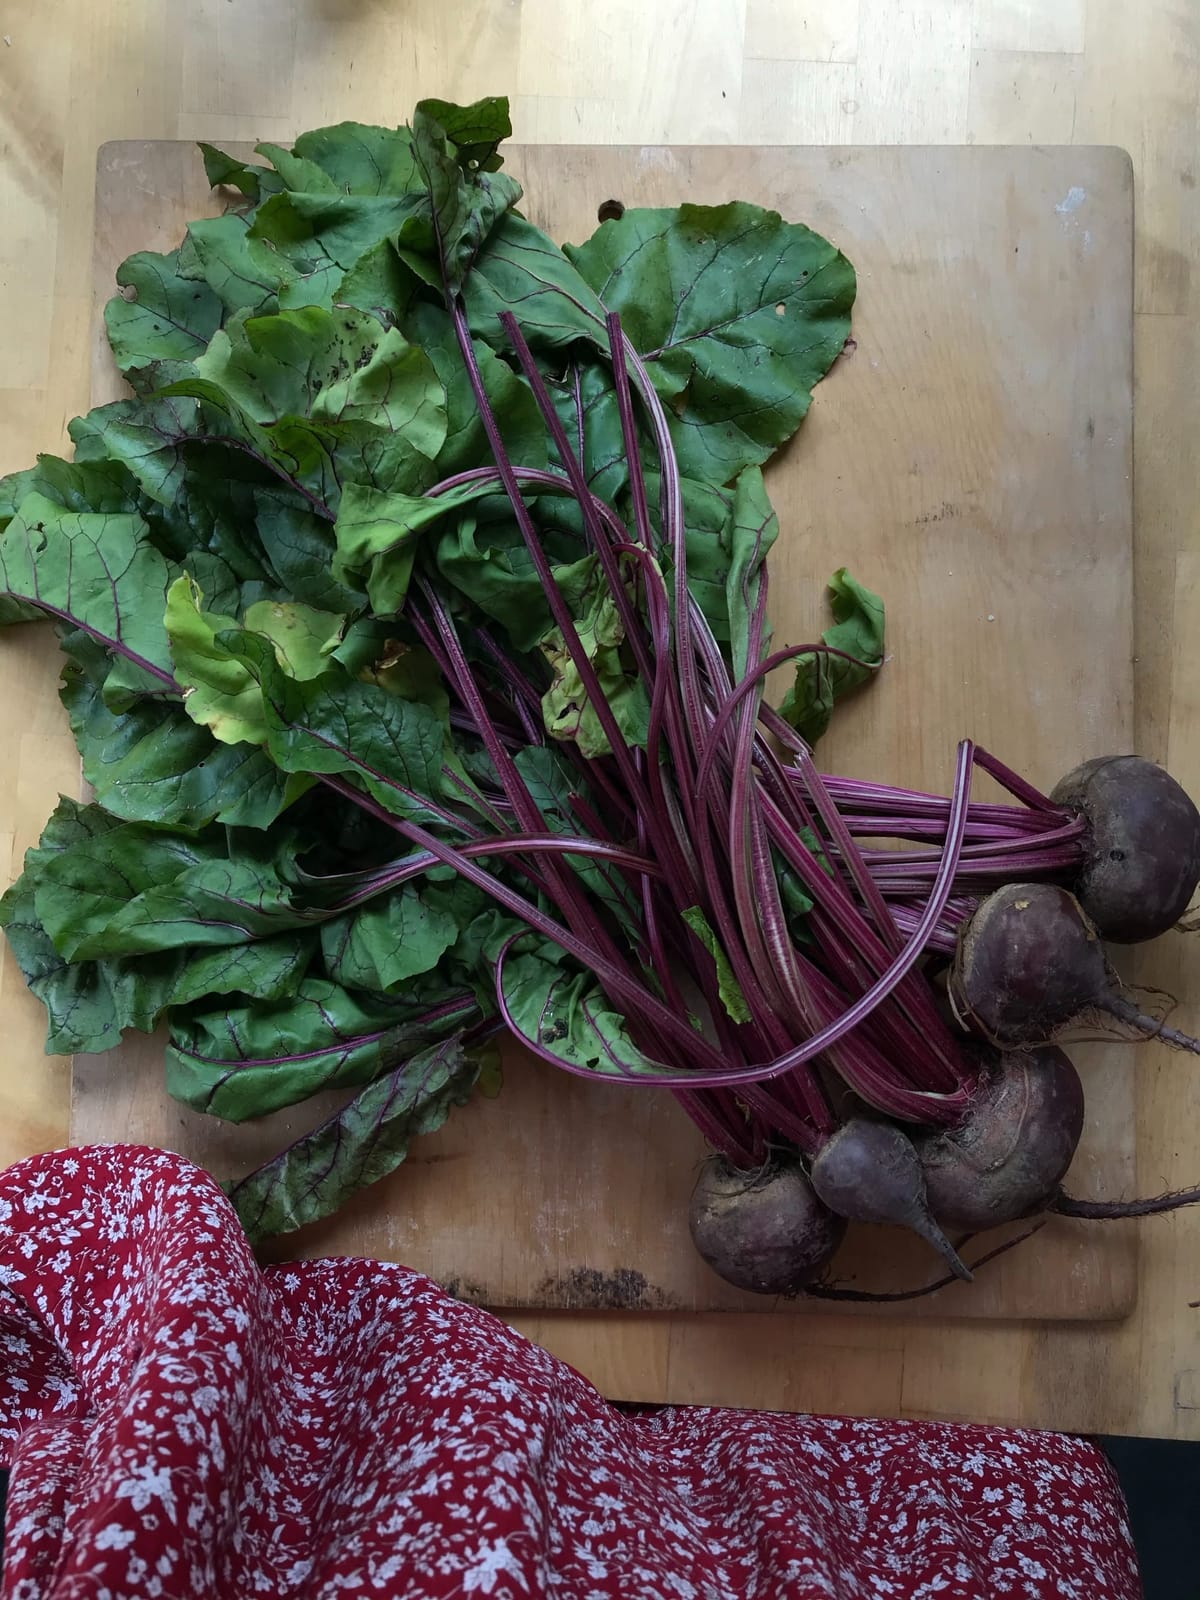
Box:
[70,139,1135,1323]
[3,0,1200,1437]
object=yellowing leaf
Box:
[539,556,649,758]
[166,575,267,746]
[243,599,342,681]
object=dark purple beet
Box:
[916,1045,1085,1231]
[688,1155,846,1295]
[809,1118,972,1281]
[950,880,1200,1054]
[949,883,1107,1046]
[1052,755,1200,943]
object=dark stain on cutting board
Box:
[533,1267,681,1310]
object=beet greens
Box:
[2,96,1199,1291]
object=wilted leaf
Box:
[779,568,885,743]
[417,95,512,172]
[681,905,751,1023]
[539,556,650,758]
[226,1027,481,1239]
[399,103,521,292]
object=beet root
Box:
[950,880,1200,1054]
[688,1155,846,1295]
[949,882,1108,1046]
[1052,755,1200,943]
[809,1118,973,1282]
[916,1045,1085,1232]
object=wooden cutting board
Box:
[70,140,1136,1320]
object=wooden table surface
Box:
[2,0,1198,1438]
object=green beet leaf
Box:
[224,628,465,828]
[779,568,886,743]
[69,392,211,507]
[166,575,270,745]
[464,213,607,352]
[226,1028,482,1240]
[498,945,671,1078]
[333,477,505,615]
[416,95,512,172]
[178,212,298,318]
[545,359,629,506]
[31,806,310,961]
[0,492,176,696]
[401,301,546,477]
[165,934,314,1008]
[723,466,780,681]
[1,455,134,538]
[398,103,521,292]
[512,746,641,936]
[654,474,735,641]
[242,597,342,680]
[0,803,172,1052]
[335,238,424,327]
[0,800,314,1054]
[144,308,448,513]
[632,467,779,665]
[139,465,273,588]
[680,906,751,1024]
[2,872,175,1055]
[320,881,462,993]
[253,142,342,197]
[246,189,421,308]
[167,578,347,736]
[289,121,422,197]
[194,306,444,447]
[104,248,223,387]
[566,202,856,486]
[167,978,476,1120]
[434,515,595,652]
[61,645,309,829]
[199,141,281,201]
[252,489,366,613]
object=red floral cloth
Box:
[0,1146,1139,1599]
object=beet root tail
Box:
[914,1214,974,1283]
[806,1222,1041,1302]
[1099,994,1200,1055]
[1052,1184,1200,1219]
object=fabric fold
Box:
[0,1145,1139,1599]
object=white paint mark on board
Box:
[1055,186,1087,216]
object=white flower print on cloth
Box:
[0,1146,1140,1599]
